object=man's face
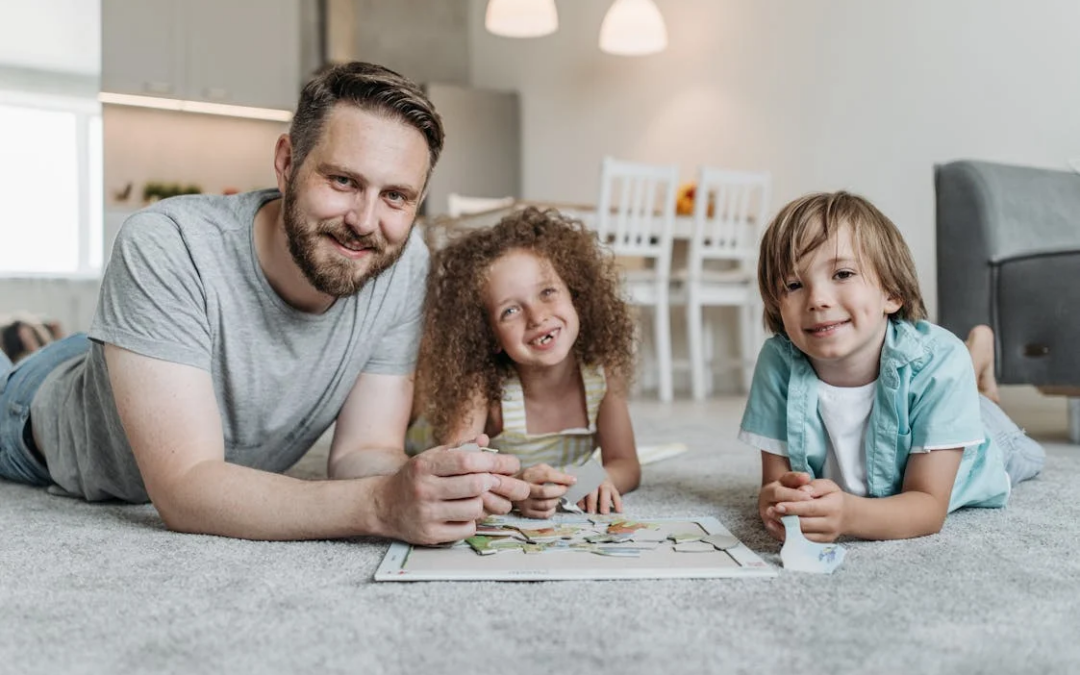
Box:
[281,105,429,297]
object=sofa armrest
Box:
[935,160,1080,337]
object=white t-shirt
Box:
[817,380,877,496]
[741,376,982,497]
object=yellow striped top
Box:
[489,364,607,468]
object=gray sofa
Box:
[935,159,1080,441]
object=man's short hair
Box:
[289,62,445,181]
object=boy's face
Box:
[778,225,901,386]
[483,249,580,373]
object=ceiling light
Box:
[98,92,293,122]
[485,0,558,38]
[599,0,668,56]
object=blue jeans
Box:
[0,333,91,486]
[980,394,1045,486]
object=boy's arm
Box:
[594,377,640,495]
[839,448,963,540]
[778,448,964,541]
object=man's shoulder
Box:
[137,189,278,235]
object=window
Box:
[0,92,102,276]
[0,0,102,277]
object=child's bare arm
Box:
[778,448,964,541]
[594,382,640,496]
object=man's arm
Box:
[106,346,528,543]
[326,372,414,479]
[327,369,532,520]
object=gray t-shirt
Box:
[32,189,428,502]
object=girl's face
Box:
[778,225,901,387]
[482,249,580,371]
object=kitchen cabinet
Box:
[102,0,301,110]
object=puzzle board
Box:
[374,515,777,581]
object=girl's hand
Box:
[771,478,846,543]
[513,464,576,519]
[578,478,622,515]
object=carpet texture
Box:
[2,397,1078,674]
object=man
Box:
[0,62,529,544]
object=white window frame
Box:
[0,88,102,279]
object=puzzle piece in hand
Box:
[455,442,498,453]
[559,459,608,509]
[779,515,846,574]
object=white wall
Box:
[0,0,100,75]
[469,0,1080,319]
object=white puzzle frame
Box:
[374,515,777,581]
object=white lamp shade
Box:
[599,0,668,56]
[485,0,558,38]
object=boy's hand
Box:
[759,471,814,541]
[513,464,576,519]
[578,478,622,515]
[773,478,846,543]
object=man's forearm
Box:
[157,460,390,541]
[328,447,409,480]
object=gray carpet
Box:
[2,397,1078,675]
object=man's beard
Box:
[283,183,410,297]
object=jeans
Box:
[980,394,1045,486]
[0,333,91,485]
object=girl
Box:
[410,207,640,518]
[741,191,1044,542]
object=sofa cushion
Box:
[995,250,1080,385]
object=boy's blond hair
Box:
[757,191,927,336]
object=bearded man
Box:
[0,62,528,543]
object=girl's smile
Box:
[483,249,580,370]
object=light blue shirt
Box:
[740,320,1011,511]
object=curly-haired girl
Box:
[409,207,640,518]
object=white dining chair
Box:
[678,166,771,400]
[447,193,515,218]
[596,156,679,402]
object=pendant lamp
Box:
[485,0,559,38]
[599,0,668,56]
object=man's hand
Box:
[514,464,576,519]
[450,435,529,516]
[374,447,529,546]
[758,471,814,541]
[771,477,846,543]
[579,478,622,515]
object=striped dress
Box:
[489,365,607,469]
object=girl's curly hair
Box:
[418,207,636,444]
